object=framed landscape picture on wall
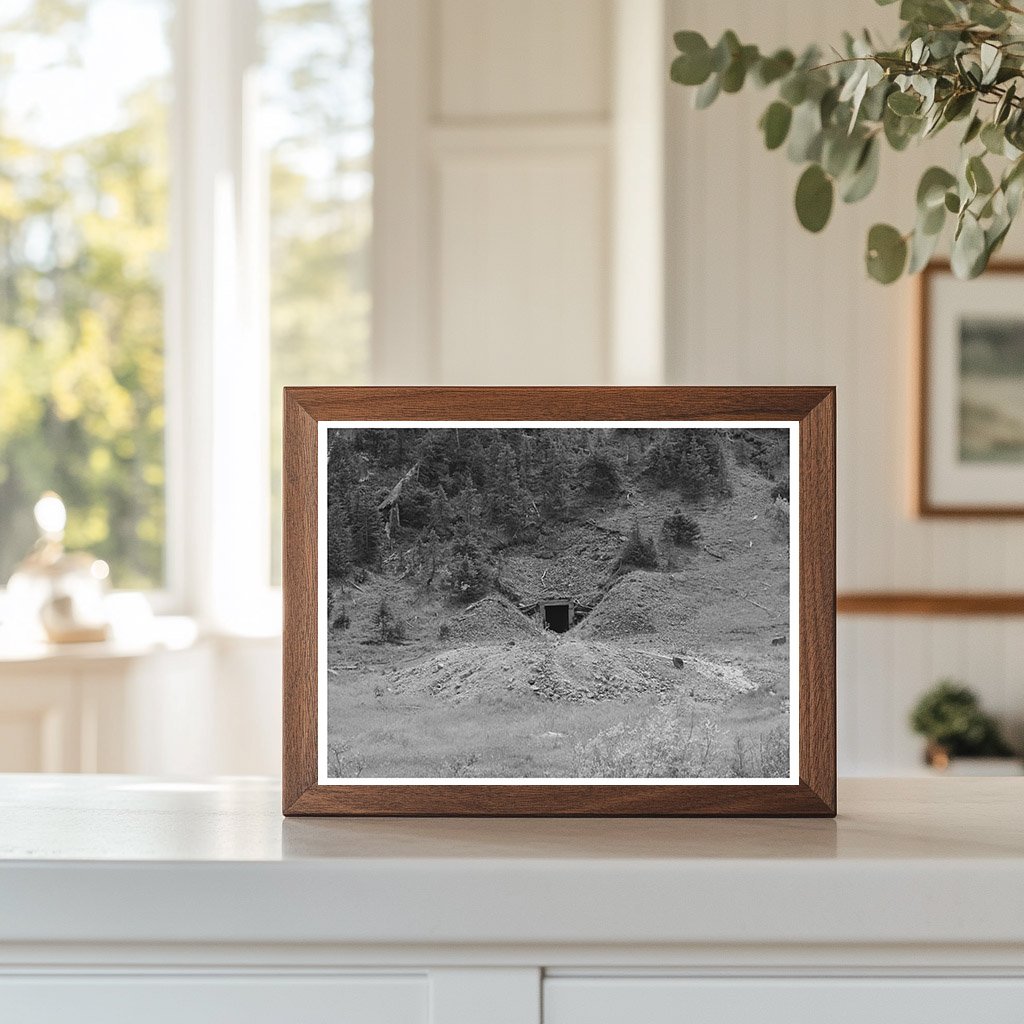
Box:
[918,262,1024,516]
[282,387,836,816]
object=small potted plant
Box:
[909,680,1020,774]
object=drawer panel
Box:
[544,977,1024,1024]
[0,974,427,1024]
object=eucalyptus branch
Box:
[670,0,1024,282]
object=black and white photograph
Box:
[318,422,797,783]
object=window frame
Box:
[165,0,279,633]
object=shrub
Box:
[579,449,622,497]
[442,538,492,602]
[766,496,790,536]
[620,521,658,569]
[573,705,724,778]
[770,478,790,502]
[663,509,701,547]
[372,597,406,644]
[574,705,790,780]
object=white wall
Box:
[141,0,1015,780]
[373,0,666,387]
[665,0,1024,771]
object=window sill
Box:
[0,616,201,666]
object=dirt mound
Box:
[443,594,543,645]
[578,571,683,640]
[389,636,672,704]
[386,630,755,706]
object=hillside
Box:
[324,426,792,780]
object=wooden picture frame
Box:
[283,387,836,817]
[917,260,1024,517]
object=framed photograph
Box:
[283,387,835,816]
[918,261,1024,516]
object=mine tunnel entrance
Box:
[543,603,571,633]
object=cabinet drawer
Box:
[544,977,1024,1024]
[0,974,427,1024]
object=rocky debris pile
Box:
[577,571,675,640]
[665,651,758,694]
[500,526,621,607]
[443,594,543,645]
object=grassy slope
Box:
[326,452,792,779]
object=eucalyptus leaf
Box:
[981,121,1006,155]
[671,51,712,87]
[795,164,834,232]
[908,221,943,273]
[721,44,759,93]
[710,31,740,73]
[754,49,795,87]
[967,154,995,195]
[952,212,987,278]
[822,128,864,178]
[694,73,721,109]
[962,115,983,145]
[888,90,921,115]
[922,201,946,235]
[787,100,824,162]
[970,2,1009,30]
[760,101,793,150]
[996,82,1017,124]
[917,166,957,210]
[980,42,1003,86]
[842,137,881,203]
[942,91,974,122]
[866,223,908,283]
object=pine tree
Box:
[428,486,454,538]
[326,497,353,578]
[348,486,382,567]
[580,449,621,497]
[663,508,701,547]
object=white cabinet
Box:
[0,975,428,1024]
[2,778,1023,1023]
[544,977,1024,1024]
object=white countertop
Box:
[1,776,1022,951]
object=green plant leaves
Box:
[888,90,921,115]
[967,154,995,196]
[759,101,792,150]
[981,121,1006,155]
[917,166,957,210]
[866,224,908,283]
[668,10,1024,284]
[671,31,713,86]
[842,137,880,203]
[952,211,987,278]
[787,100,823,162]
[795,164,834,232]
[753,49,795,87]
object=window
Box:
[262,0,373,581]
[0,0,373,615]
[0,0,172,589]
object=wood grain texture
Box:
[838,592,1024,616]
[916,260,1024,518]
[282,387,836,817]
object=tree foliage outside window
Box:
[0,0,171,588]
[263,0,373,582]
